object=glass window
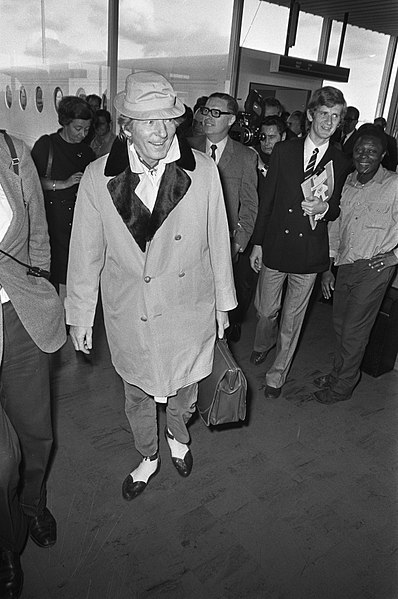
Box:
[35,86,44,112]
[0,0,108,143]
[292,12,323,61]
[117,0,234,109]
[54,87,63,111]
[324,25,390,123]
[5,85,12,108]
[19,85,27,110]
[241,0,289,54]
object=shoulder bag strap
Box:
[45,135,54,179]
[0,129,19,176]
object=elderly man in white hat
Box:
[65,71,236,499]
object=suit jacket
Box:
[382,133,398,172]
[188,135,258,251]
[65,138,236,396]
[342,129,360,160]
[0,134,66,357]
[252,137,350,274]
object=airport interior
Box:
[1,0,398,597]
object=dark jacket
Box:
[252,137,350,274]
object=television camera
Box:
[229,89,266,146]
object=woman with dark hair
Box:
[90,109,116,158]
[31,96,95,293]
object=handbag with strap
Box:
[197,338,247,426]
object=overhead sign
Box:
[271,55,350,83]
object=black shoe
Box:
[164,428,193,477]
[313,373,335,389]
[226,323,241,343]
[0,549,23,599]
[264,384,282,399]
[29,507,56,548]
[314,388,351,405]
[122,454,160,501]
[250,350,268,366]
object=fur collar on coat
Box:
[104,136,196,252]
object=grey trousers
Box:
[254,265,317,388]
[331,260,395,396]
[0,302,52,552]
[123,381,198,458]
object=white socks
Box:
[130,456,158,483]
[166,429,189,460]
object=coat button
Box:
[178,272,185,278]
[288,208,293,213]
[144,276,151,283]
[140,316,147,322]
[299,233,303,237]
[175,234,182,241]
[284,229,289,234]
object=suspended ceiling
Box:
[264,0,398,37]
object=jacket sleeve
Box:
[65,163,105,326]
[324,152,350,222]
[251,143,280,246]
[19,139,51,270]
[234,147,259,251]
[206,160,237,312]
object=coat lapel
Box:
[106,138,193,252]
[218,136,233,170]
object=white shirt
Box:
[304,135,329,171]
[127,135,181,402]
[127,135,181,212]
[0,183,12,303]
[205,136,228,165]
[304,135,330,220]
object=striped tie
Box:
[304,147,319,179]
[210,144,217,161]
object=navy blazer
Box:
[252,137,350,274]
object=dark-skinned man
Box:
[315,124,398,404]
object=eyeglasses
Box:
[200,106,234,118]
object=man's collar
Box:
[104,133,196,177]
[128,135,181,174]
[351,164,386,187]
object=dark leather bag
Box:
[197,338,247,426]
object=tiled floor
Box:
[21,297,398,599]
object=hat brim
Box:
[114,91,185,120]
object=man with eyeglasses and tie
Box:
[339,106,360,164]
[189,93,258,343]
[249,86,351,399]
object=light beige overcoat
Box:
[65,141,236,396]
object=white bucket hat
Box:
[114,71,185,120]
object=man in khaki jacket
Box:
[65,72,236,501]
[0,132,66,598]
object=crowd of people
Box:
[1,70,398,598]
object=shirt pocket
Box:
[364,202,390,229]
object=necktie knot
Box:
[304,147,319,179]
[210,144,217,161]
